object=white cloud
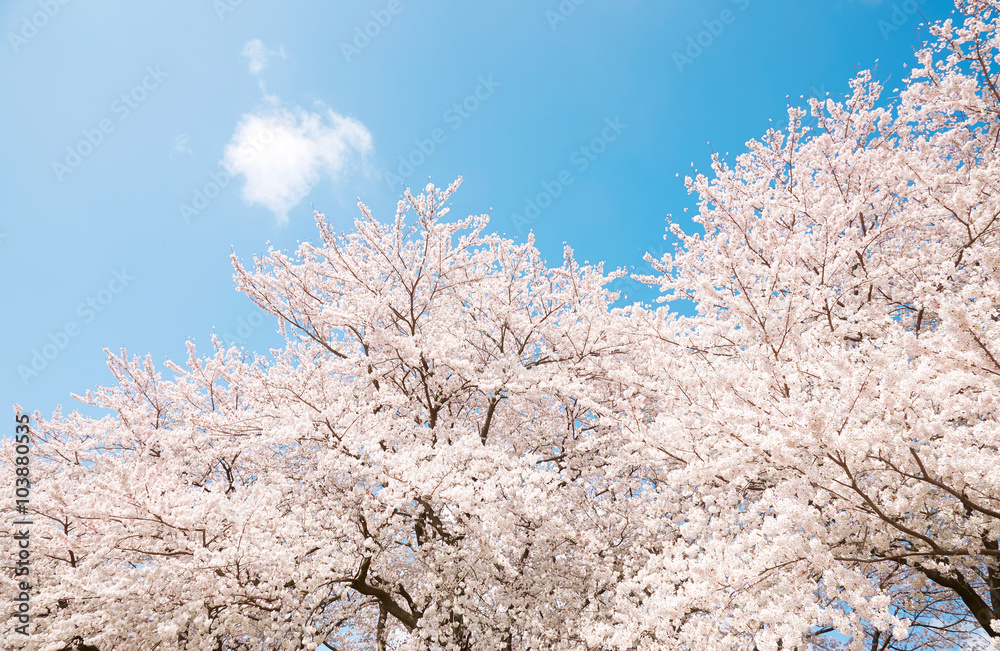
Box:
[222,102,373,224]
[226,40,372,224]
[241,39,285,75]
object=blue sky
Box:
[1,0,955,420]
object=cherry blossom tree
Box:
[9,2,1000,650]
[2,180,670,650]
[621,2,1000,649]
